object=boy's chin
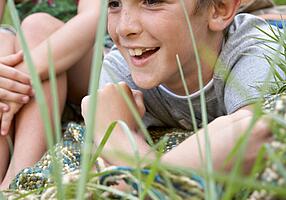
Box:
[133,79,160,90]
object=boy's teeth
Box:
[134,49,143,56]
[145,48,156,51]
[129,49,136,56]
[128,48,157,57]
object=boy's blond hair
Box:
[196,0,218,11]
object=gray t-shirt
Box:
[100,14,282,130]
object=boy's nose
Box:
[115,9,142,38]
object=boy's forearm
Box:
[15,10,99,80]
[161,124,235,171]
[99,109,264,172]
[161,110,269,172]
[102,121,236,170]
[99,115,240,169]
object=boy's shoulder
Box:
[221,13,273,55]
[227,13,270,37]
[215,13,280,89]
[100,46,136,88]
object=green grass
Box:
[2,6,12,25]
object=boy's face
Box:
[108,0,213,90]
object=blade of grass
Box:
[157,160,286,198]
[91,184,138,200]
[2,5,12,25]
[212,170,286,197]
[222,105,262,200]
[104,67,154,147]
[7,0,55,149]
[89,121,117,170]
[256,25,279,42]
[102,70,167,199]
[281,19,286,61]
[268,112,286,128]
[47,42,62,143]
[238,146,267,200]
[114,84,162,198]
[76,0,108,198]
[7,2,65,197]
[179,0,216,199]
[250,145,266,177]
[140,145,163,200]
[115,119,143,198]
[176,54,204,169]
[159,170,184,200]
[0,192,4,200]
[47,42,64,200]
[265,144,286,180]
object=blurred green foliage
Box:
[2,0,77,25]
[16,0,77,22]
[274,0,286,5]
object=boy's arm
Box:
[15,0,100,80]
[161,106,271,172]
[82,83,271,171]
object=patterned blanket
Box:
[1,93,286,199]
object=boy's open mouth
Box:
[128,47,160,59]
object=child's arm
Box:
[82,83,272,172]
[161,107,271,173]
[15,0,100,80]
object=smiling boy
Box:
[82,0,281,171]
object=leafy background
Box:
[275,0,286,4]
[2,0,286,25]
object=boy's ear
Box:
[208,0,241,31]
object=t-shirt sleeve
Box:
[221,14,284,114]
[224,45,277,113]
[99,47,132,88]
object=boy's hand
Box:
[81,82,145,133]
[0,52,33,104]
[0,101,23,136]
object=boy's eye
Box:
[143,0,162,6]
[108,0,121,8]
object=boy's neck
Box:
[166,66,214,96]
[165,34,223,96]
[160,78,214,99]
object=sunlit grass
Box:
[2,5,12,25]
[6,0,65,199]
[179,0,217,199]
[76,0,108,198]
